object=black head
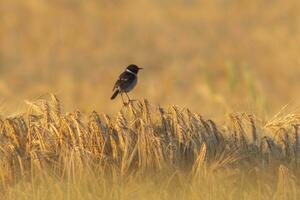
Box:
[126,64,143,74]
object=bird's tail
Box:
[111,90,119,100]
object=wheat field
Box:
[0,94,299,199]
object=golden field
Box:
[1,0,300,199]
[1,96,300,200]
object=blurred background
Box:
[1,0,300,119]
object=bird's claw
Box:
[122,99,137,106]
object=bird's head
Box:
[126,64,143,74]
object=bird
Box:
[111,64,143,104]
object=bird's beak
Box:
[138,67,143,70]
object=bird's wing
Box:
[112,71,130,91]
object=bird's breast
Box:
[123,77,137,92]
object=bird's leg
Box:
[125,93,131,103]
[121,93,127,105]
[125,93,137,104]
